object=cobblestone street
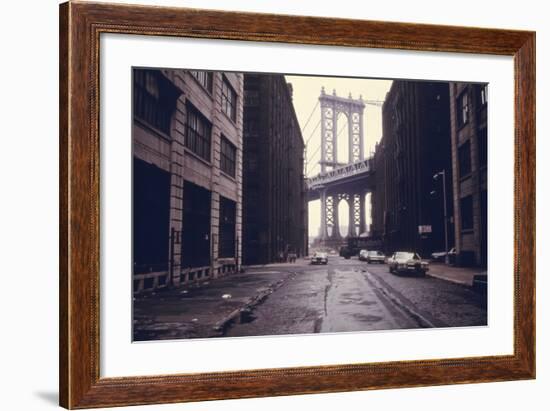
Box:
[133,256,486,341]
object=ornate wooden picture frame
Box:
[59,1,535,408]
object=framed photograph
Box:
[59,1,535,408]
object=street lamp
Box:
[433,170,450,265]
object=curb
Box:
[242,263,308,270]
[425,272,473,287]
[212,272,297,333]
[364,271,445,328]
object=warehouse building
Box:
[371,80,453,257]
[132,68,243,292]
[242,74,308,265]
[449,82,488,267]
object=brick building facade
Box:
[449,82,488,267]
[371,80,453,257]
[132,69,244,292]
[370,140,386,240]
[242,74,308,265]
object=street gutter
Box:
[213,272,298,334]
[364,270,448,328]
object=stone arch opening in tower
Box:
[319,87,365,173]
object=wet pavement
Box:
[133,256,487,341]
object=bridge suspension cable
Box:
[306,144,322,165]
[301,100,320,133]
[303,118,321,176]
[304,119,321,147]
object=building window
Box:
[244,118,258,136]
[478,127,488,167]
[185,104,212,161]
[189,70,213,94]
[244,90,260,107]
[219,197,236,258]
[221,77,237,121]
[480,84,488,106]
[458,140,471,178]
[133,69,178,135]
[457,90,469,127]
[220,136,237,177]
[460,195,474,231]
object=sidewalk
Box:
[133,267,295,341]
[427,262,486,286]
[243,258,311,270]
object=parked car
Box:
[358,249,369,261]
[339,246,353,259]
[365,250,386,264]
[310,252,328,265]
[431,247,456,262]
[387,252,429,275]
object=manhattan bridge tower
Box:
[316,87,369,243]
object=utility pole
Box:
[434,170,450,265]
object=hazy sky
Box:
[284,75,392,240]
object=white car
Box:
[358,249,369,261]
[310,252,328,265]
[365,250,386,264]
[431,247,457,262]
[387,252,429,275]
